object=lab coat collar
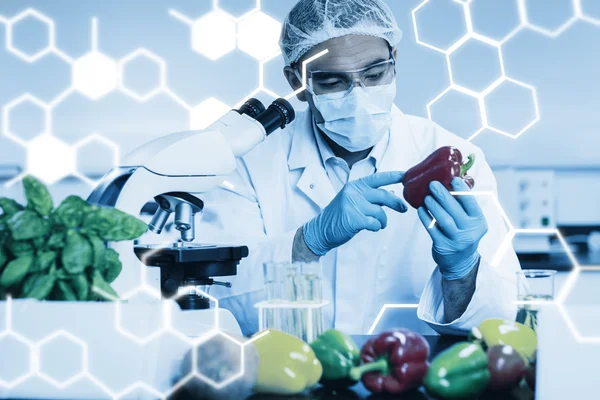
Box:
[287,109,315,171]
[288,109,337,209]
[313,119,340,167]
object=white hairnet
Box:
[279,0,403,66]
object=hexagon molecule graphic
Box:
[190,97,231,130]
[6,9,54,63]
[38,331,86,388]
[75,134,119,183]
[524,0,576,36]
[73,52,119,100]
[237,11,282,60]
[192,11,237,60]
[0,332,33,387]
[448,38,503,92]
[179,331,247,392]
[3,94,49,143]
[484,77,539,138]
[412,0,468,53]
[470,0,521,42]
[119,49,166,102]
[429,88,483,140]
[27,135,76,184]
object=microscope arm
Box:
[121,111,266,179]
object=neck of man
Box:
[319,129,372,170]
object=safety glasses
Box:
[296,53,396,98]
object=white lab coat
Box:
[198,105,519,336]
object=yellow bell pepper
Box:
[470,318,537,365]
[251,329,323,395]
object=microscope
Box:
[87,98,295,331]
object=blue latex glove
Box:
[304,171,408,256]
[417,177,488,280]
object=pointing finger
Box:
[361,171,405,189]
[364,188,408,213]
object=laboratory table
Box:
[518,251,600,271]
[172,335,535,400]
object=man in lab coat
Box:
[204,0,520,336]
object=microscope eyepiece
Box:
[255,98,296,135]
[236,98,266,119]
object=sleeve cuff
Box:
[417,258,517,335]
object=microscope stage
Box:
[135,243,249,263]
[134,242,249,280]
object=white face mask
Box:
[311,81,396,152]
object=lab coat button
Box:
[310,184,315,189]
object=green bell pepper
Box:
[310,329,361,388]
[424,342,490,400]
[469,318,537,365]
[252,329,323,395]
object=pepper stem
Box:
[348,358,389,381]
[460,154,475,177]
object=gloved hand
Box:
[303,171,408,256]
[417,177,488,280]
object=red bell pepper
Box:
[402,146,475,209]
[348,329,429,394]
[487,345,526,391]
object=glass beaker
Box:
[257,261,327,343]
[516,269,556,332]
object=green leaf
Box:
[0,247,7,271]
[87,235,106,269]
[70,274,89,300]
[23,274,56,300]
[22,176,53,216]
[0,255,34,288]
[82,206,147,241]
[52,196,89,228]
[55,280,77,301]
[48,260,57,275]
[32,237,46,249]
[6,238,34,257]
[0,223,8,244]
[91,269,119,301]
[61,230,92,274]
[47,229,66,250]
[54,268,71,280]
[6,210,51,241]
[31,251,56,273]
[102,248,122,283]
[22,273,40,296]
[0,198,24,217]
